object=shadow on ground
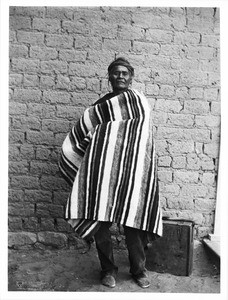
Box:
[8,241,220,293]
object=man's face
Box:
[109,65,132,94]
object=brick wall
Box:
[8,6,220,249]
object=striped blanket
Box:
[59,89,162,240]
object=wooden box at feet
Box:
[146,218,194,276]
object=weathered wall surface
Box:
[8,6,220,249]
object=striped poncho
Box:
[59,89,162,240]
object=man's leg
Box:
[124,226,150,288]
[94,222,118,287]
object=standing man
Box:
[60,57,162,289]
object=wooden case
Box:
[146,218,194,276]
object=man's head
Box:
[108,57,134,94]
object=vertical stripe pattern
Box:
[60,89,162,239]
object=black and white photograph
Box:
[1,1,228,300]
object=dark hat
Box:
[108,57,134,76]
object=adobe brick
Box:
[74,35,102,51]
[14,6,45,17]
[36,203,64,218]
[36,147,51,160]
[39,218,55,231]
[8,189,24,203]
[20,144,35,160]
[174,31,200,45]
[194,198,215,212]
[199,154,215,170]
[46,6,74,19]
[37,231,68,249]
[210,128,220,142]
[195,115,221,127]
[145,84,159,96]
[167,113,194,127]
[30,46,58,60]
[41,60,68,74]
[118,24,145,40]
[86,78,101,93]
[42,119,69,133]
[181,71,208,86]
[159,85,175,97]
[9,15,31,30]
[189,87,204,99]
[210,102,220,115]
[153,70,179,85]
[9,30,16,42]
[33,17,61,33]
[30,161,59,175]
[208,72,220,86]
[171,15,187,31]
[23,74,39,87]
[187,17,214,34]
[17,31,44,46]
[8,217,23,231]
[103,39,131,52]
[43,91,71,104]
[8,145,21,161]
[172,156,186,169]
[26,131,55,145]
[62,20,90,35]
[167,196,194,210]
[9,102,27,115]
[9,161,29,174]
[40,75,55,89]
[201,34,220,47]
[171,58,199,71]
[201,172,215,185]
[8,203,35,216]
[204,88,219,101]
[155,99,182,113]
[70,77,86,91]
[11,58,40,73]
[186,153,201,170]
[40,175,69,191]
[9,44,28,58]
[8,232,37,248]
[157,127,210,142]
[24,190,52,203]
[45,34,73,49]
[59,49,87,62]
[13,89,41,103]
[22,217,39,231]
[9,130,25,144]
[158,155,172,167]
[53,191,70,205]
[203,143,220,158]
[159,182,180,195]
[160,44,181,58]
[181,184,208,198]
[146,29,173,44]
[10,175,39,189]
[168,140,194,155]
[174,170,199,183]
[200,60,219,73]
[158,170,172,183]
[133,12,171,30]
[150,111,167,125]
[183,100,210,115]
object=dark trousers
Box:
[94,222,149,278]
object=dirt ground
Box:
[8,240,220,294]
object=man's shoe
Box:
[101,274,116,288]
[132,272,150,288]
